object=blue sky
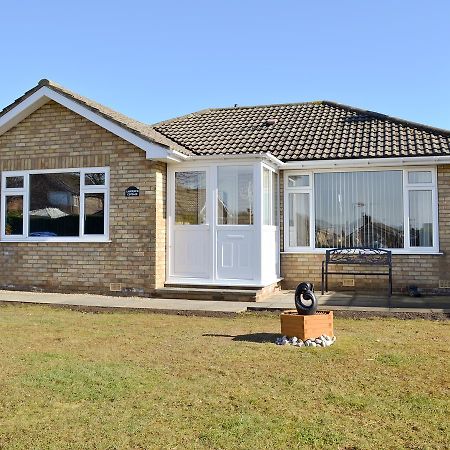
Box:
[1,0,449,129]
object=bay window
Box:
[1,167,109,241]
[284,168,438,253]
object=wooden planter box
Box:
[280,310,333,341]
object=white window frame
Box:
[262,163,279,227]
[284,166,439,254]
[1,167,110,242]
[403,168,438,252]
[285,172,313,249]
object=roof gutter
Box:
[161,151,450,168]
[281,155,450,169]
[165,148,190,162]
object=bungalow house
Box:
[0,79,449,299]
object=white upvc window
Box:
[262,165,279,226]
[1,167,109,242]
[284,167,439,254]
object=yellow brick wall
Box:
[0,100,166,295]
[280,166,450,294]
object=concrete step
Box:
[154,281,282,302]
[153,287,260,302]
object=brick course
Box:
[280,166,450,294]
[0,101,166,295]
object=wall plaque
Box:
[125,186,139,197]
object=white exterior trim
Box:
[184,153,450,168]
[281,155,450,169]
[0,86,184,162]
[186,152,282,169]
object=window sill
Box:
[281,250,443,256]
[0,238,111,243]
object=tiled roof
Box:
[0,79,193,156]
[2,81,449,162]
[153,101,450,161]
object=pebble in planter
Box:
[276,334,336,348]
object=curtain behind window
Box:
[314,171,404,248]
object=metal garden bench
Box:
[321,247,393,297]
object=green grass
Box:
[0,305,449,449]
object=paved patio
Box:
[0,289,449,316]
[251,290,450,311]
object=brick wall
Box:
[280,166,450,294]
[0,101,166,295]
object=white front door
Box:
[171,169,211,279]
[216,166,255,280]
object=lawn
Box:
[0,305,448,450]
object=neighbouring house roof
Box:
[153,101,450,162]
[29,207,68,219]
[0,79,193,157]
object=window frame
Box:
[262,163,279,227]
[284,166,439,254]
[1,167,110,242]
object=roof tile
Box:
[154,101,450,161]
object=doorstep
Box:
[153,281,281,302]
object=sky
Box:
[1,0,449,129]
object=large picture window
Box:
[314,171,404,248]
[285,168,438,253]
[1,167,109,241]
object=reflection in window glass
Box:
[314,171,404,248]
[6,176,24,189]
[84,193,105,234]
[218,166,253,225]
[408,171,432,184]
[288,175,309,187]
[175,171,206,225]
[85,173,106,185]
[263,168,270,225]
[289,193,310,247]
[5,196,23,235]
[409,190,433,247]
[272,172,278,226]
[29,173,80,237]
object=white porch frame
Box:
[166,157,280,287]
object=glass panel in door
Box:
[175,171,206,225]
[217,166,254,225]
